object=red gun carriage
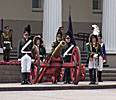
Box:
[30,41,85,85]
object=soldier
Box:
[86,24,100,46]
[18,31,33,85]
[86,35,103,85]
[33,36,46,62]
[51,32,62,53]
[58,26,65,40]
[98,35,106,82]
[51,32,62,83]
[63,34,74,84]
[1,26,12,62]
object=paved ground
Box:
[0,89,116,100]
[0,81,116,91]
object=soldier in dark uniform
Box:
[18,31,33,85]
[1,26,12,62]
[33,36,46,62]
[51,32,62,83]
[58,26,65,40]
[51,32,62,53]
[63,34,74,84]
[86,35,103,84]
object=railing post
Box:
[83,34,85,51]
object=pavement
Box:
[0,81,116,91]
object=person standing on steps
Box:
[18,31,33,85]
[86,35,103,85]
[98,34,106,82]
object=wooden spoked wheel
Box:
[30,65,39,84]
[70,46,81,85]
[30,45,40,84]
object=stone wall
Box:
[0,65,21,83]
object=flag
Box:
[67,8,76,46]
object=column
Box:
[43,0,62,53]
[102,0,116,53]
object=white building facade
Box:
[0,0,116,66]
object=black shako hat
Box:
[90,34,98,42]
[56,32,62,37]
[33,35,43,45]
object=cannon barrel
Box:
[52,41,66,58]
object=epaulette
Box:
[41,43,46,48]
[86,42,89,46]
[51,42,55,47]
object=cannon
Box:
[30,41,85,85]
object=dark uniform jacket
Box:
[1,32,12,49]
[86,42,103,61]
[18,38,33,58]
[63,42,73,62]
[32,43,46,61]
[51,40,61,52]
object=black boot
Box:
[7,58,9,62]
[27,73,32,85]
[98,71,103,82]
[89,69,93,84]
[93,69,96,84]
[21,73,26,85]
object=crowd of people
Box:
[0,24,106,85]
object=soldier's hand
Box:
[103,60,106,64]
[10,47,13,50]
[93,54,98,58]
[3,47,6,50]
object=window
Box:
[93,0,103,14]
[32,0,44,12]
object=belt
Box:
[4,41,11,44]
[21,51,31,53]
[65,54,72,56]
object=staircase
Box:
[9,48,18,61]
[81,51,88,64]
[84,67,116,81]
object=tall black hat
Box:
[56,32,62,37]
[98,33,102,39]
[90,34,98,42]
[33,35,43,45]
[65,33,71,39]
[4,26,9,29]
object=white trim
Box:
[32,8,43,12]
[63,45,74,57]
[21,40,32,53]
[93,9,102,13]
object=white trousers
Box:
[88,58,97,69]
[21,54,31,73]
[88,56,103,71]
[98,56,103,71]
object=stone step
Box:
[10,50,17,53]
[81,57,87,60]
[84,77,116,81]
[84,68,116,81]
[85,73,116,77]
[81,54,87,57]
[10,54,17,56]
[85,68,116,73]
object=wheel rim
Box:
[71,46,81,85]
[30,66,38,84]
[30,45,40,84]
